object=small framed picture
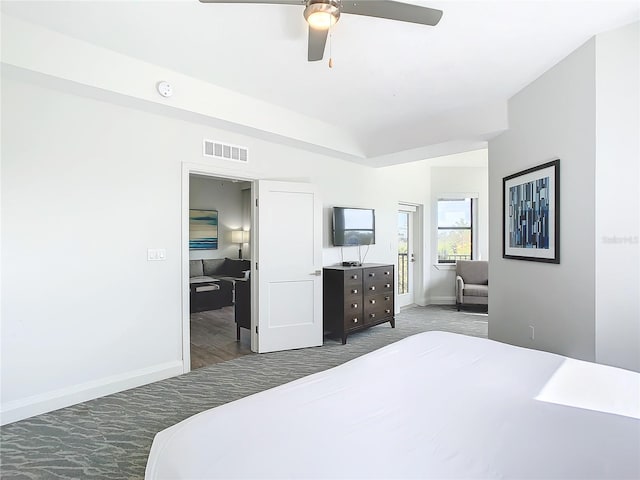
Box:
[503,159,559,263]
[189,209,218,250]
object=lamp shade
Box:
[231,230,244,244]
[232,230,250,244]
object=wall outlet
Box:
[529,325,535,340]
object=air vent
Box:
[203,139,248,163]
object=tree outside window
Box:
[437,199,473,263]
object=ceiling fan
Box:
[198,0,443,62]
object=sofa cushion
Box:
[463,284,488,297]
[456,260,488,285]
[189,276,216,284]
[190,260,204,278]
[194,283,220,293]
[223,258,251,278]
[203,258,226,276]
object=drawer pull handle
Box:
[351,274,358,279]
[370,299,376,304]
[353,318,358,323]
[352,303,358,309]
[369,273,375,277]
[385,271,390,275]
[369,286,376,291]
[370,313,376,318]
[385,283,391,288]
[385,296,390,301]
[385,309,391,314]
[351,289,358,294]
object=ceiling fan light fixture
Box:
[304,1,340,30]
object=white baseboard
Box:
[0,360,184,426]
[429,296,456,305]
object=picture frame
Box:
[189,209,218,250]
[503,159,559,263]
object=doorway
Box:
[188,174,253,370]
[182,163,324,374]
[182,163,258,374]
[397,203,420,308]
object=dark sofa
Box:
[189,258,250,313]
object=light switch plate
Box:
[147,248,167,261]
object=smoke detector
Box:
[157,81,173,98]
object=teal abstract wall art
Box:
[189,209,218,250]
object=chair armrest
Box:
[456,275,465,303]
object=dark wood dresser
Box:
[323,264,395,344]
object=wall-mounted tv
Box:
[332,207,376,246]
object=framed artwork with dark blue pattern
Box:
[503,159,559,263]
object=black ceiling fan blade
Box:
[341,1,443,26]
[198,0,304,4]
[308,27,328,61]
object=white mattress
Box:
[145,332,640,479]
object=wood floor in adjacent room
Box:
[190,306,253,369]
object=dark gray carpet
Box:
[0,305,487,479]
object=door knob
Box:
[310,270,322,276]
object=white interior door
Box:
[254,180,323,353]
[398,205,416,308]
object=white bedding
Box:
[145,332,640,479]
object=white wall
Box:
[594,22,640,371]
[488,37,597,362]
[0,15,364,161]
[2,76,186,421]
[489,22,640,372]
[0,72,439,423]
[376,161,432,306]
[428,155,489,303]
[189,175,244,260]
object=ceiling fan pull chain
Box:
[328,13,334,69]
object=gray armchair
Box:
[455,260,488,311]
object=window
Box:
[437,198,473,263]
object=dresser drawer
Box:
[344,314,363,331]
[344,297,363,315]
[344,270,362,286]
[363,266,394,293]
[344,284,362,299]
[364,294,394,325]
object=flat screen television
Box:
[332,207,376,246]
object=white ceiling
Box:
[2,0,639,165]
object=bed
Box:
[145,331,640,479]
